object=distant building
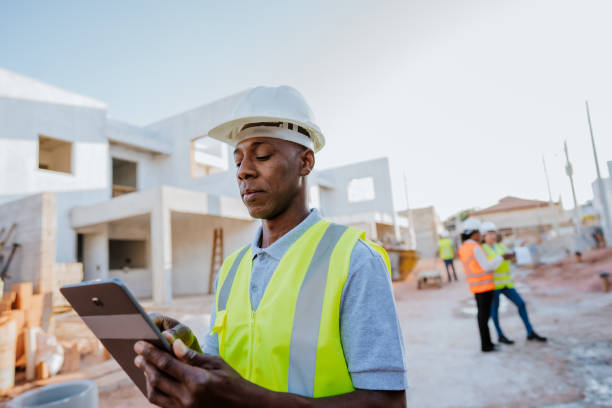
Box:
[591,161,612,240]
[470,196,569,237]
[397,206,442,257]
[0,67,404,304]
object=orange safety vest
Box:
[458,240,495,294]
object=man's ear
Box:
[299,149,315,176]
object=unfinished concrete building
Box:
[470,196,569,239]
[0,67,409,304]
[397,206,442,258]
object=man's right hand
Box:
[502,253,515,261]
[149,312,203,353]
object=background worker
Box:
[438,230,457,282]
[480,222,547,344]
[458,218,513,352]
[133,86,408,407]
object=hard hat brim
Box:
[208,116,325,152]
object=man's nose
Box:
[237,156,257,180]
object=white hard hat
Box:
[480,221,497,235]
[461,218,481,234]
[207,86,325,152]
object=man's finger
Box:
[135,341,193,383]
[138,356,185,402]
[173,339,222,370]
[149,312,180,332]
[144,375,180,408]
[164,324,202,353]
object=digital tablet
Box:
[60,279,172,396]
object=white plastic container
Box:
[7,380,98,408]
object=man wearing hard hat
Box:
[458,218,513,352]
[480,222,547,344]
[133,86,408,407]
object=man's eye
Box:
[256,155,271,161]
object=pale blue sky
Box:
[2,0,612,219]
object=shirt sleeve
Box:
[473,245,503,271]
[339,240,408,391]
[202,274,220,355]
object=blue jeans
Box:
[443,259,457,281]
[491,287,534,338]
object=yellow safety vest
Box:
[438,238,454,260]
[212,220,390,398]
[482,243,514,289]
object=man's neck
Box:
[260,204,310,248]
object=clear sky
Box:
[2,0,612,219]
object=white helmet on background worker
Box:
[461,218,481,236]
[480,221,497,235]
[207,85,325,152]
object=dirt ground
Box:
[5,249,612,407]
[397,247,612,407]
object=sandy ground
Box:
[4,249,612,407]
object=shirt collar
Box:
[251,209,322,261]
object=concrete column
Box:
[83,224,109,281]
[151,196,172,305]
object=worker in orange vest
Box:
[458,218,513,352]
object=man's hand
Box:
[134,339,249,407]
[502,253,515,261]
[134,340,406,408]
[149,312,202,353]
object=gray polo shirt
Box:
[203,209,407,391]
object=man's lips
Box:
[242,191,265,201]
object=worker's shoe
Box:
[527,332,547,342]
[482,344,499,352]
[498,336,515,345]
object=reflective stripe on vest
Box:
[482,243,515,289]
[212,220,391,397]
[458,240,495,293]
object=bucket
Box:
[0,317,17,392]
[7,380,98,408]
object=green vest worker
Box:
[437,232,457,282]
[480,222,547,345]
[133,86,408,407]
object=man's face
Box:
[233,137,313,219]
[484,231,496,245]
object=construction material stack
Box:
[0,282,47,393]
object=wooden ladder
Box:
[208,228,224,294]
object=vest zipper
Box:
[249,309,255,379]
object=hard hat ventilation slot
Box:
[241,122,310,138]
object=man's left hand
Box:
[134,339,248,407]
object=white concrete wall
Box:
[171,213,257,296]
[109,144,164,194]
[592,166,612,241]
[0,98,108,197]
[146,91,248,199]
[0,193,56,293]
[56,189,108,263]
[83,226,109,282]
[313,158,395,219]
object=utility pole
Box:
[542,155,560,237]
[586,101,612,245]
[563,140,583,235]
